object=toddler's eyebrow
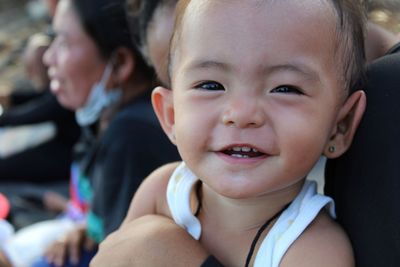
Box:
[264,63,321,82]
[184,59,321,83]
[185,60,231,73]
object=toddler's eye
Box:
[194,81,225,91]
[271,85,303,95]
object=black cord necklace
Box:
[244,202,291,267]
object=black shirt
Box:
[77,91,180,240]
[325,44,400,266]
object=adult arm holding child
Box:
[92,162,210,267]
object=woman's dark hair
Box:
[72,0,153,79]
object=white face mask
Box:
[75,63,122,126]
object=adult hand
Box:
[42,191,68,213]
[0,251,12,267]
[45,224,96,266]
[91,215,209,267]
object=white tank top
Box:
[167,162,335,267]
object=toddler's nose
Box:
[221,95,265,128]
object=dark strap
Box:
[201,256,225,267]
[385,42,400,55]
[244,202,291,267]
[194,182,203,217]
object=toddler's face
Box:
[167,0,354,198]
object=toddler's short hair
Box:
[169,0,367,94]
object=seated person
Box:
[0,32,80,228]
[0,32,80,184]
[1,31,59,108]
[1,33,51,108]
[0,0,179,266]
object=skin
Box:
[164,0,362,200]
[0,253,11,267]
[43,0,107,110]
[45,225,97,266]
[93,0,366,266]
[145,2,176,85]
[45,0,59,19]
[365,22,399,62]
[0,35,50,108]
[23,35,50,90]
[92,215,208,267]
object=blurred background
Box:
[0,0,48,98]
[368,0,400,33]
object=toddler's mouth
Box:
[222,146,265,158]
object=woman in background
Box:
[0,0,179,266]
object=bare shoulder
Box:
[136,161,181,202]
[280,211,354,267]
[122,161,181,224]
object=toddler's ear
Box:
[324,90,366,158]
[152,86,176,145]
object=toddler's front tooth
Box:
[242,147,251,152]
[232,147,241,152]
